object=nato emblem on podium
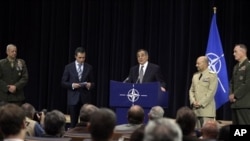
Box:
[109,80,168,124]
[119,84,148,105]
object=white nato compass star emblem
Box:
[206,52,226,93]
[127,88,140,103]
[119,84,147,105]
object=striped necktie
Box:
[78,64,82,80]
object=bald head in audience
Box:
[115,105,144,132]
[128,105,145,124]
[200,120,219,139]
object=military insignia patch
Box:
[239,76,243,80]
[239,66,246,71]
[203,77,210,82]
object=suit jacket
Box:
[0,58,28,102]
[61,62,94,105]
[230,58,250,108]
[114,123,143,132]
[127,63,166,88]
[189,68,218,117]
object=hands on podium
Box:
[161,87,166,92]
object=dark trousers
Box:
[232,108,250,125]
[68,102,82,128]
[68,92,91,128]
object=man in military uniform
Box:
[229,44,250,125]
[0,44,28,106]
[189,56,218,128]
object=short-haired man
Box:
[88,108,116,141]
[0,103,26,140]
[115,105,144,131]
[65,103,98,134]
[229,44,250,125]
[43,110,66,137]
[21,103,45,137]
[0,44,29,106]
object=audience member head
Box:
[130,124,145,141]
[144,117,182,141]
[217,124,230,141]
[0,103,26,139]
[88,108,116,141]
[200,120,219,139]
[21,102,36,119]
[175,106,196,136]
[79,104,98,124]
[127,105,144,124]
[148,106,164,121]
[44,110,66,137]
[0,101,7,140]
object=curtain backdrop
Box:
[1,0,250,120]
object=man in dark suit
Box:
[229,44,250,125]
[61,47,95,128]
[126,49,166,92]
[0,44,29,106]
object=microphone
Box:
[136,76,140,84]
[123,77,129,83]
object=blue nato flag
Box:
[205,9,229,109]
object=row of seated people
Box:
[0,101,231,141]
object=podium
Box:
[109,80,168,124]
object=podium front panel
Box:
[109,80,168,108]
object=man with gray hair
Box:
[229,44,250,125]
[148,106,164,121]
[0,44,28,106]
[143,117,182,141]
[43,110,66,137]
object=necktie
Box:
[78,64,82,80]
[139,66,144,83]
[199,73,202,80]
